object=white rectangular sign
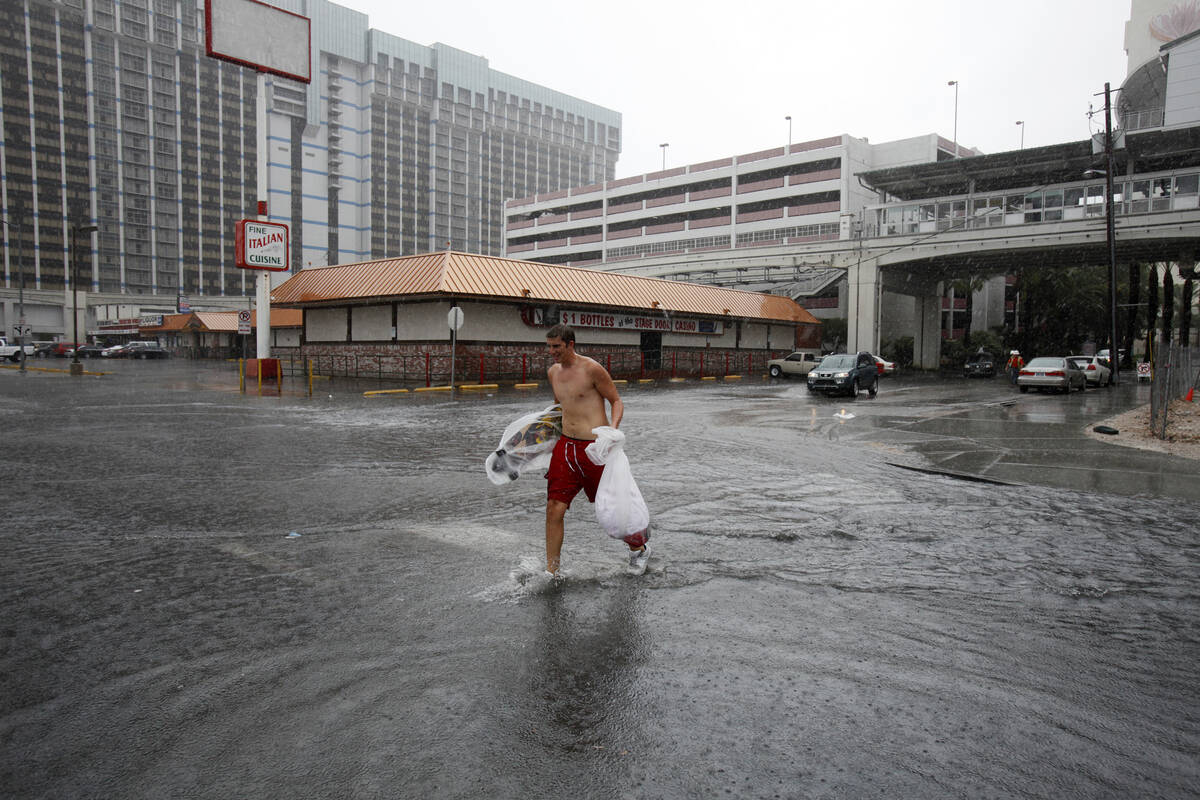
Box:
[544,308,723,335]
[206,0,311,83]
[235,219,290,271]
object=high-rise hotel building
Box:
[0,0,620,318]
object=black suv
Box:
[806,351,879,397]
[963,351,996,378]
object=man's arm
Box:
[592,362,624,429]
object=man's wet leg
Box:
[545,499,568,574]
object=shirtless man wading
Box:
[544,324,650,576]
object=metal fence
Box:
[273,348,780,387]
[1149,344,1200,438]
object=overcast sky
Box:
[339,0,1133,178]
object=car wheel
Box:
[849,378,859,398]
[769,365,781,378]
[868,377,878,397]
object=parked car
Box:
[872,355,896,375]
[101,344,131,357]
[32,342,57,358]
[122,341,169,359]
[1067,355,1112,387]
[50,342,83,358]
[73,344,108,358]
[1017,356,1086,394]
[963,351,997,378]
[767,349,822,378]
[807,351,879,397]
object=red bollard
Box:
[425,352,431,387]
[640,351,645,379]
[672,350,677,378]
[479,353,485,383]
[521,353,527,383]
[700,352,704,378]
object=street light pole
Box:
[659,142,669,171]
[70,221,100,376]
[1103,82,1119,386]
[948,80,959,157]
[785,115,792,150]
[1016,120,1024,149]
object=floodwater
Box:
[1,361,1197,799]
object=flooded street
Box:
[2,362,1197,799]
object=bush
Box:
[880,336,913,367]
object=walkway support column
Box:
[912,292,942,370]
[846,257,880,355]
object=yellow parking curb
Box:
[458,383,499,391]
[363,388,410,396]
[414,385,453,393]
[701,376,716,381]
[724,375,743,381]
[0,363,106,376]
[638,378,654,384]
[514,382,539,389]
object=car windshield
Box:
[818,355,855,369]
[1026,357,1063,368]
[967,353,992,362]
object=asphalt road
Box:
[2,361,1197,799]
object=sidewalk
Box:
[1087,398,1200,461]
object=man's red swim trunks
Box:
[546,434,606,505]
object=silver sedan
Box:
[1017,356,1087,394]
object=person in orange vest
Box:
[1006,350,1025,385]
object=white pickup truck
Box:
[0,336,35,362]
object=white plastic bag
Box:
[585,427,650,540]
[485,405,562,485]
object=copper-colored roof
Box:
[271,251,818,324]
[194,309,303,332]
[141,309,303,333]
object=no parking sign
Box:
[237,310,252,334]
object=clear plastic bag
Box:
[585,427,650,540]
[485,405,563,485]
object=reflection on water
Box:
[1,365,1196,799]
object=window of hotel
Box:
[1176,174,1198,195]
[1129,180,1149,213]
[1043,189,1063,221]
[1023,192,1042,223]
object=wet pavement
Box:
[1,361,1197,799]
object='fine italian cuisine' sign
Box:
[235,219,290,271]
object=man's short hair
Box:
[546,323,575,344]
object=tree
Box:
[1147,263,1159,361]
[1163,264,1175,348]
[1121,261,1140,367]
[1180,277,1194,347]
[1006,263,1108,356]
